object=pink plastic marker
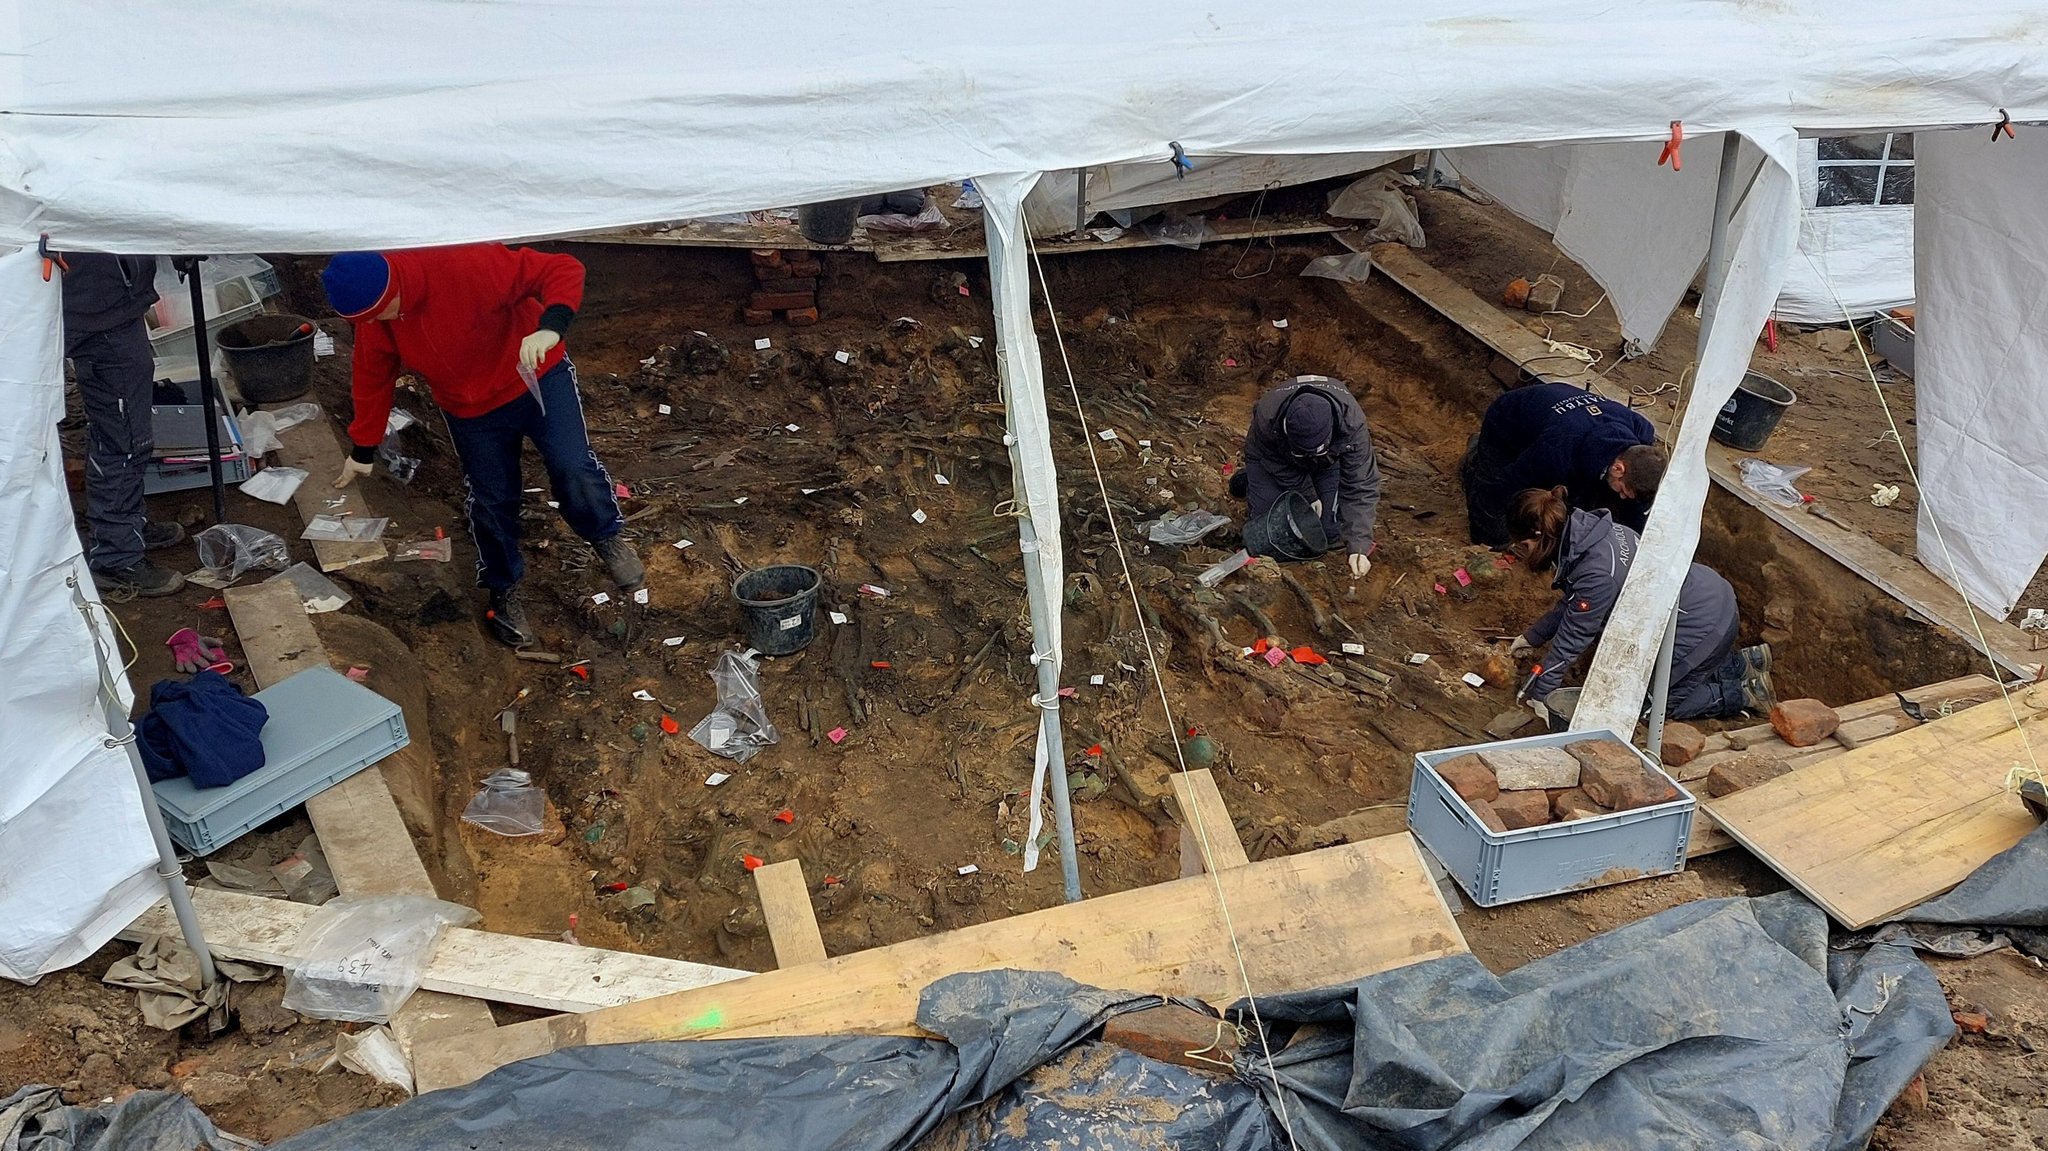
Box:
[1454,568,1472,587]
[1264,648,1287,668]
[1434,582,1448,595]
[827,727,848,744]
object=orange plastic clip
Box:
[1657,121,1684,170]
[1993,109,2016,141]
[37,235,67,283]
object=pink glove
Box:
[167,628,229,675]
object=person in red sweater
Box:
[321,244,642,648]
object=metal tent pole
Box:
[174,256,228,525]
[1644,131,1742,749]
[70,577,218,988]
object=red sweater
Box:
[345,244,585,449]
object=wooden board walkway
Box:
[572,216,1343,263]
[412,829,1466,1092]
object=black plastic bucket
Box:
[797,200,862,245]
[1710,372,1796,451]
[733,564,821,655]
[219,314,316,403]
[1243,490,1330,561]
[1544,687,1581,733]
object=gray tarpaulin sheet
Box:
[0,1084,254,1151]
[1857,824,2048,959]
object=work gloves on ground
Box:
[1508,635,1534,656]
[519,330,561,372]
[333,456,375,489]
[1348,553,1371,578]
[166,628,228,674]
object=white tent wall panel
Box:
[1020,151,1412,238]
[1912,128,2048,620]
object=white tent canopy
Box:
[5,1,2046,976]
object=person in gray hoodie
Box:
[1506,486,1771,719]
[1232,375,1381,576]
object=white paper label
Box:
[632,690,656,701]
[1462,672,1487,688]
[590,592,611,605]
[967,335,984,348]
[934,474,950,485]
[1342,642,1366,655]
[547,500,560,509]
[829,611,849,625]
[777,615,803,631]
[633,588,650,605]
[785,423,800,432]
[1097,428,1118,441]
[1408,652,1430,665]
[754,337,772,350]
[911,509,928,524]
[1272,318,1289,329]
[956,864,979,875]
[674,539,694,550]
[658,404,672,415]
[835,350,851,364]
[705,772,730,786]
[1090,674,1105,685]
[733,496,748,506]
[1138,439,1152,447]
[663,636,685,647]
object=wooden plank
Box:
[412,832,1467,1093]
[1366,244,1598,386]
[752,860,827,968]
[1705,684,2048,926]
[274,420,387,572]
[122,888,749,1013]
[572,216,1343,264]
[1170,769,1250,876]
[222,579,497,1051]
[1706,447,2035,678]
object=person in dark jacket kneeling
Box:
[1506,486,1771,720]
[1232,375,1381,577]
[1462,382,1665,547]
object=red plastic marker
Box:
[823,875,842,886]
[660,714,680,735]
[570,665,591,681]
[741,854,765,871]
[870,661,892,670]
[1291,647,1327,666]
[600,881,628,893]
[1086,743,1103,757]
[773,808,795,824]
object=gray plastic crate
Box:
[1407,730,1694,907]
[1872,317,1914,377]
[153,666,409,855]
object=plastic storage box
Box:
[144,404,252,495]
[153,666,409,855]
[1872,316,1914,377]
[1407,730,1695,908]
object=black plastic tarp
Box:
[0,1084,253,1151]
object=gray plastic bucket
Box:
[733,565,821,655]
[1711,372,1797,451]
[1243,490,1330,561]
[1544,687,1582,733]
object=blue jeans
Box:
[442,359,623,590]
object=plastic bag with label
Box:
[281,896,479,1023]
[688,651,780,763]
[1327,170,1426,247]
[195,523,290,581]
[1143,508,1231,546]
[461,769,547,836]
[1738,458,1811,507]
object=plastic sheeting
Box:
[1858,823,2048,960]
[1777,137,1915,323]
[0,249,161,982]
[1020,152,1409,238]
[0,1084,254,1151]
[1912,128,2048,619]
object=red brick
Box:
[1551,787,1609,822]
[783,258,825,278]
[1771,699,1840,747]
[785,307,821,326]
[1434,753,1499,804]
[748,248,784,267]
[751,291,817,311]
[1100,1004,1239,1072]
[1491,789,1552,829]
[1659,721,1707,767]
[1952,1011,1988,1035]
[741,308,776,326]
[1470,799,1509,833]
[1702,753,1792,798]
[1568,738,1677,811]
[754,276,819,294]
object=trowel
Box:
[499,705,520,768]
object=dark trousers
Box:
[442,359,623,591]
[69,320,157,572]
[1460,433,1514,549]
[1667,612,1745,719]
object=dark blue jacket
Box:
[137,670,268,788]
[1479,383,1655,530]
[1523,508,1738,701]
[1243,377,1381,552]
[60,253,159,336]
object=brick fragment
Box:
[1659,721,1707,767]
[1771,699,1840,747]
[1479,746,1579,791]
[1433,753,1499,804]
[785,307,821,326]
[1470,799,1509,834]
[741,308,776,326]
[754,276,819,294]
[783,258,825,278]
[1952,1011,1988,1035]
[1100,1004,1240,1072]
[1551,787,1610,822]
[1702,753,1793,798]
[751,291,818,311]
[1491,789,1552,829]
[1568,738,1678,811]
[748,248,784,268]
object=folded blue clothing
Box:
[136,670,268,788]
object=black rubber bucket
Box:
[1243,490,1330,561]
[733,564,821,655]
[797,199,862,245]
[1710,372,1797,451]
[219,314,316,403]
[1544,687,1581,733]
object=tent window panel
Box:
[1815,132,1914,207]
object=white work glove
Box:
[1348,552,1371,578]
[518,329,561,372]
[1508,635,1534,656]
[333,456,375,488]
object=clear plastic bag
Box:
[303,515,389,542]
[195,523,290,580]
[1327,171,1426,247]
[1738,458,1811,507]
[1299,253,1376,284]
[1143,508,1231,545]
[461,769,546,836]
[688,651,780,762]
[238,465,307,505]
[396,538,452,563]
[281,896,478,1023]
[265,561,352,613]
[1141,213,1210,250]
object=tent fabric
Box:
[1912,128,2048,619]
[1020,151,1411,238]
[0,248,161,983]
[1777,139,1915,324]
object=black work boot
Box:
[486,586,538,648]
[1739,643,1775,712]
[143,520,187,551]
[95,558,185,598]
[593,535,644,591]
